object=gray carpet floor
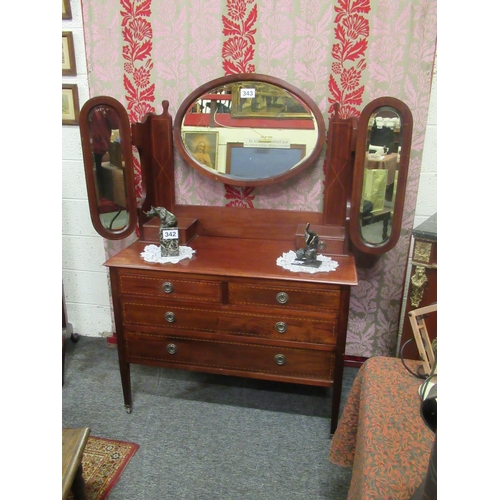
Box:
[62,336,356,500]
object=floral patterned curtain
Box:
[82,0,437,357]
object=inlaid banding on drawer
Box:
[118,273,222,303]
[228,283,340,311]
[121,302,337,344]
[124,332,335,381]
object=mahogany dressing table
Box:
[79,74,413,433]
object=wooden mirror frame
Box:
[79,96,137,240]
[173,73,326,187]
[349,97,413,255]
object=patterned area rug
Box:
[68,436,139,500]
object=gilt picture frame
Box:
[62,32,76,76]
[62,84,80,125]
[62,0,72,20]
[231,82,310,119]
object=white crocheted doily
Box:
[276,250,339,274]
[141,244,196,264]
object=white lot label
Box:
[163,229,179,240]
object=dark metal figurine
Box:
[144,206,179,257]
[294,223,321,268]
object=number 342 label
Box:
[162,229,179,240]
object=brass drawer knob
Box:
[274,354,286,366]
[276,292,289,304]
[275,322,287,334]
[164,311,176,323]
[162,282,174,293]
[167,343,177,355]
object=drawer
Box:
[118,271,222,303]
[228,282,340,312]
[124,331,334,382]
[121,301,337,344]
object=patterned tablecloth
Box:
[330,356,434,500]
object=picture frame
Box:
[62,31,76,76]
[231,82,310,119]
[62,84,80,125]
[183,132,219,170]
[62,0,72,20]
[226,143,306,178]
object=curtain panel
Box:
[82,0,437,357]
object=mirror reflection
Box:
[360,106,402,245]
[179,80,319,182]
[88,105,129,231]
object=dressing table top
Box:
[105,237,358,286]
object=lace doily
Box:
[276,250,339,274]
[141,244,196,264]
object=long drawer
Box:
[121,300,337,344]
[124,330,334,382]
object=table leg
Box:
[70,464,88,500]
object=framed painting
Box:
[62,0,72,20]
[62,84,80,125]
[183,131,219,170]
[231,82,310,119]
[62,32,76,76]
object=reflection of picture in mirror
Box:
[231,82,310,119]
[184,132,219,170]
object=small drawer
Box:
[124,331,334,382]
[118,271,222,303]
[121,301,336,344]
[228,283,340,312]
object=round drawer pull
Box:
[167,343,177,355]
[276,292,289,304]
[164,311,176,323]
[274,354,286,366]
[275,322,287,334]
[162,282,174,294]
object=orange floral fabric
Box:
[330,356,434,499]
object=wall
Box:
[62,0,112,337]
[62,0,437,342]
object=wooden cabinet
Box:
[106,237,357,433]
[399,213,437,361]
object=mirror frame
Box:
[349,96,413,255]
[173,73,326,187]
[79,96,137,240]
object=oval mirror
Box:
[350,97,413,255]
[173,74,325,187]
[79,96,137,239]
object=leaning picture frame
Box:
[62,0,72,19]
[62,84,80,125]
[183,131,219,170]
[62,32,77,76]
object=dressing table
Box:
[79,74,413,433]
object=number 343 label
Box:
[240,88,255,99]
[162,229,179,240]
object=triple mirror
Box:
[78,76,413,257]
